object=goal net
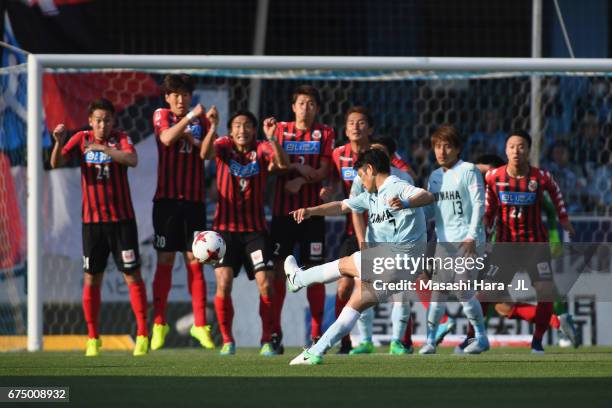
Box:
[2,54,611,350]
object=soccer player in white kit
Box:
[284,149,434,365]
[418,125,490,355]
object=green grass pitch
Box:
[1,347,611,407]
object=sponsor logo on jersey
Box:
[187,122,203,140]
[434,190,461,202]
[283,141,321,155]
[229,160,260,178]
[499,191,536,205]
[283,131,296,138]
[528,179,538,191]
[369,209,395,224]
[341,167,357,181]
[339,156,353,162]
[85,150,112,164]
[496,182,510,186]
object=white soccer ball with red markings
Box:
[192,231,226,264]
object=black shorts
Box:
[486,243,553,284]
[216,231,273,280]
[153,199,207,252]
[82,220,140,274]
[338,234,360,258]
[270,215,325,263]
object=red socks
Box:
[214,295,234,343]
[272,276,286,334]
[152,263,173,325]
[82,284,101,338]
[534,302,554,341]
[128,281,148,337]
[401,317,414,346]
[187,263,207,326]
[259,295,273,343]
[307,284,325,338]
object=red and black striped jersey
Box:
[61,129,135,224]
[152,108,210,203]
[213,136,275,232]
[484,165,569,242]
[332,143,361,236]
[391,153,412,174]
[272,122,335,216]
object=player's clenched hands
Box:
[85,143,108,154]
[263,117,278,140]
[190,103,205,119]
[206,105,219,128]
[53,124,67,144]
[290,207,311,224]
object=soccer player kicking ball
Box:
[285,149,434,365]
[348,138,416,356]
[268,85,335,352]
[150,74,219,350]
[483,130,575,353]
[200,111,289,356]
[50,98,149,357]
[418,125,489,355]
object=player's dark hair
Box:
[345,106,373,128]
[506,129,532,148]
[87,98,115,116]
[162,74,195,95]
[353,148,391,174]
[370,135,397,156]
[227,110,258,129]
[475,154,506,168]
[292,85,321,106]
[431,124,462,149]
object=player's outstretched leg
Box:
[284,255,341,292]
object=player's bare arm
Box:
[159,103,205,146]
[50,124,67,168]
[387,190,434,210]
[199,105,219,160]
[263,117,289,170]
[290,201,352,223]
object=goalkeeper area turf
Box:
[1,347,611,407]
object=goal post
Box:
[22,54,612,351]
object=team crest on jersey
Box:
[312,130,322,140]
[249,151,257,161]
[528,179,538,191]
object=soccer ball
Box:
[192,231,226,264]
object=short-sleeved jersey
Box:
[427,160,485,244]
[484,165,569,242]
[343,175,427,243]
[61,129,136,224]
[213,136,275,232]
[152,108,210,203]
[272,122,334,216]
